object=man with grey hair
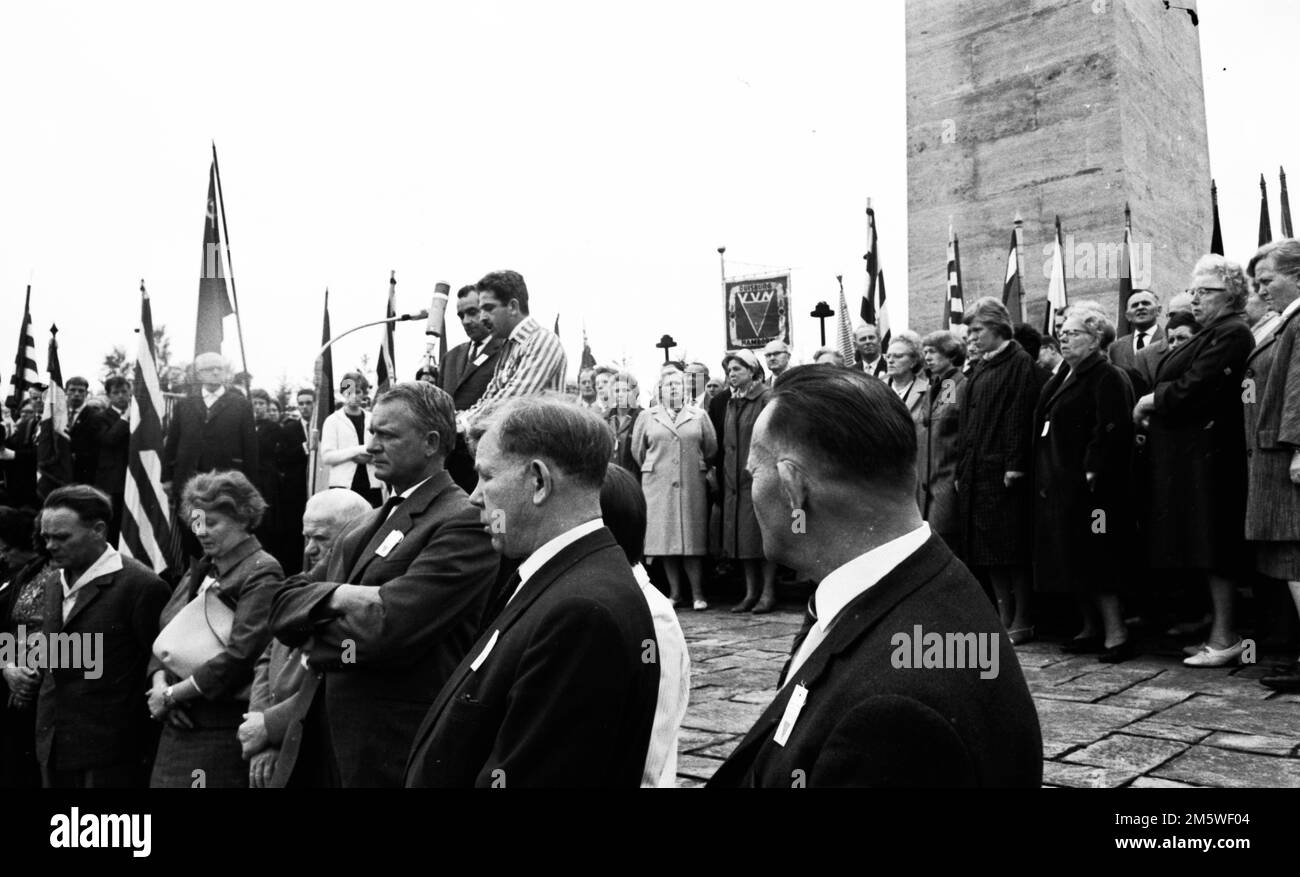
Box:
[405,395,660,787]
[239,488,373,788]
[270,381,499,787]
[854,324,886,377]
[162,352,257,498]
[761,339,792,385]
[1110,289,1165,371]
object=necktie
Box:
[781,596,821,686]
[478,569,523,637]
[357,495,403,556]
[1135,331,1146,351]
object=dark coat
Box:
[917,368,964,547]
[162,391,258,490]
[1031,353,1135,593]
[93,405,130,497]
[34,555,171,775]
[68,406,101,486]
[606,407,644,477]
[1144,313,1253,571]
[707,534,1042,788]
[404,528,659,787]
[722,382,771,559]
[249,638,312,788]
[1109,325,1166,372]
[2,415,39,509]
[955,340,1039,566]
[440,337,506,411]
[1242,305,1300,545]
[270,471,498,787]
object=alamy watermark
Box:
[1042,235,1153,287]
[890,624,1000,679]
[0,627,103,678]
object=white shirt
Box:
[1282,296,1300,322]
[61,545,124,622]
[632,562,690,788]
[785,523,931,683]
[384,476,431,520]
[1132,328,1152,353]
[508,518,604,604]
[201,385,226,409]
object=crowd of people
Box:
[0,242,1297,788]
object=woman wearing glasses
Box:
[1133,256,1255,667]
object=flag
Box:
[1259,174,1273,247]
[1002,219,1024,323]
[1116,204,1135,337]
[120,283,176,574]
[580,326,596,370]
[553,314,561,338]
[945,223,965,330]
[835,277,855,366]
[862,201,891,349]
[36,325,73,498]
[1210,180,1224,256]
[376,271,396,393]
[1044,216,1068,337]
[9,284,37,407]
[308,290,335,495]
[1281,167,1293,239]
[195,160,235,357]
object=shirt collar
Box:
[509,316,542,346]
[516,518,605,591]
[211,534,263,576]
[399,476,433,501]
[811,523,930,633]
[60,545,123,596]
[1281,297,1300,322]
[202,385,226,405]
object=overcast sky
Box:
[0,0,1291,399]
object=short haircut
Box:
[340,371,369,393]
[685,362,709,375]
[578,367,595,381]
[1191,254,1249,313]
[476,270,530,315]
[766,365,916,490]
[812,346,844,364]
[1063,308,1115,347]
[182,470,267,531]
[249,388,273,404]
[456,284,477,299]
[887,330,924,373]
[599,464,646,564]
[1166,310,1202,334]
[1040,335,1061,354]
[65,376,89,390]
[0,506,37,552]
[593,365,617,379]
[374,381,458,456]
[1127,288,1159,305]
[922,330,966,367]
[43,484,114,528]
[472,395,612,489]
[964,297,1013,339]
[104,375,130,394]
[415,365,439,381]
[1249,238,1300,281]
[304,488,373,529]
[296,388,316,400]
[1012,323,1042,360]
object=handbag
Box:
[152,577,234,679]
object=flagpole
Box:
[210,142,251,393]
[1013,212,1025,323]
[718,246,727,351]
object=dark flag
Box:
[1281,167,1294,239]
[120,283,176,574]
[1210,180,1224,256]
[1002,219,1024,323]
[196,161,235,356]
[36,325,73,497]
[553,314,561,338]
[376,272,396,393]
[1116,204,1135,338]
[309,290,335,495]
[9,284,37,407]
[862,200,891,350]
[580,326,596,370]
[946,223,965,330]
[1259,174,1273,247]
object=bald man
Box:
[762,340,792,385]
[162,353,258,496]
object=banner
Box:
[724,274,792,350]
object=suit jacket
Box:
[405,528,660,787]
[269,470,498,787]
[162,391,258,489]
[440,337,506,411]
[1109,325,1166,372]
[68,406,102,486]
[2,415,39,508]
[94,405,130,496]
[249,638,312,788]
[34,556,171,773]
[707,534,1042,787]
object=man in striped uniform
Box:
[457,270,568,437]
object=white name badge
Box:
[375,530,404,557]
[473,353,490,367]
[1041,420,1051,437]
[471,629,500,672]
[773,683,809,747]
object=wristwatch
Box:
[163,685,176,708]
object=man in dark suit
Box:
[33,485,171,787]
[270,381,499,787]
[93,376,132,543]
[853,323,887,376]
[1,397,41,509]
[405,397,660,787]
[439,285,505,492]
[161,352,258,495]
[707,366,1042,787]
[64,377,102,487]
[1109,289,1165,372]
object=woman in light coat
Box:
[885,330,928,421]
[320,372,381,507]
[632,371,717,610]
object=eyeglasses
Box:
[1187,286,1226,299]
[1058,329,1091,339]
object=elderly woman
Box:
[0,508,52,788]
[148,471,284,787]
[1033,309,1136,662]
[1244,241,1300,691]
[1133,255,1255,667]
[812,346,846,366]
[885,330,928,418]
[321,371,381,507]
[632,370,718,610]
[957,297,1039,643]
[718,349,777,612]
[917,331,966,552]
[606,371,644,477]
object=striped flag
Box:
[9,284,37,407]
[1002,219,1024,323]
[1044,215,1068,337]
[862,200,891,349]
[835,277,855,366]
[1210,180,1224,256]
[1116,205,1135,337]
[36,325,73,497]
[119,283,175,574]
[946,223,965,330]
[196,160,235,357]
[376,271,396,392]
[1259,174,1273,247]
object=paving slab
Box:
[1201,732,1298,757]
[676,754,726,781]
[1152,745,1300,788]
[680,696,769,736]
[1120,719,1216,744]
[1041,761,1141,788]
[1153,694,1300,738]
[1128,776,1204,789]
[1063,734,1189,772]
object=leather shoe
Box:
[1260,663,1300,693]
[1007,626,1035,646]
[1183,640,1245,667]
[692,600,709,611]
[1097,639,1136,664]
[1061,635,1104,654]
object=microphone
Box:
[426,282,450,338]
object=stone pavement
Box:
[674,606,1300,788]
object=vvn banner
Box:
[724,274,792,350]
